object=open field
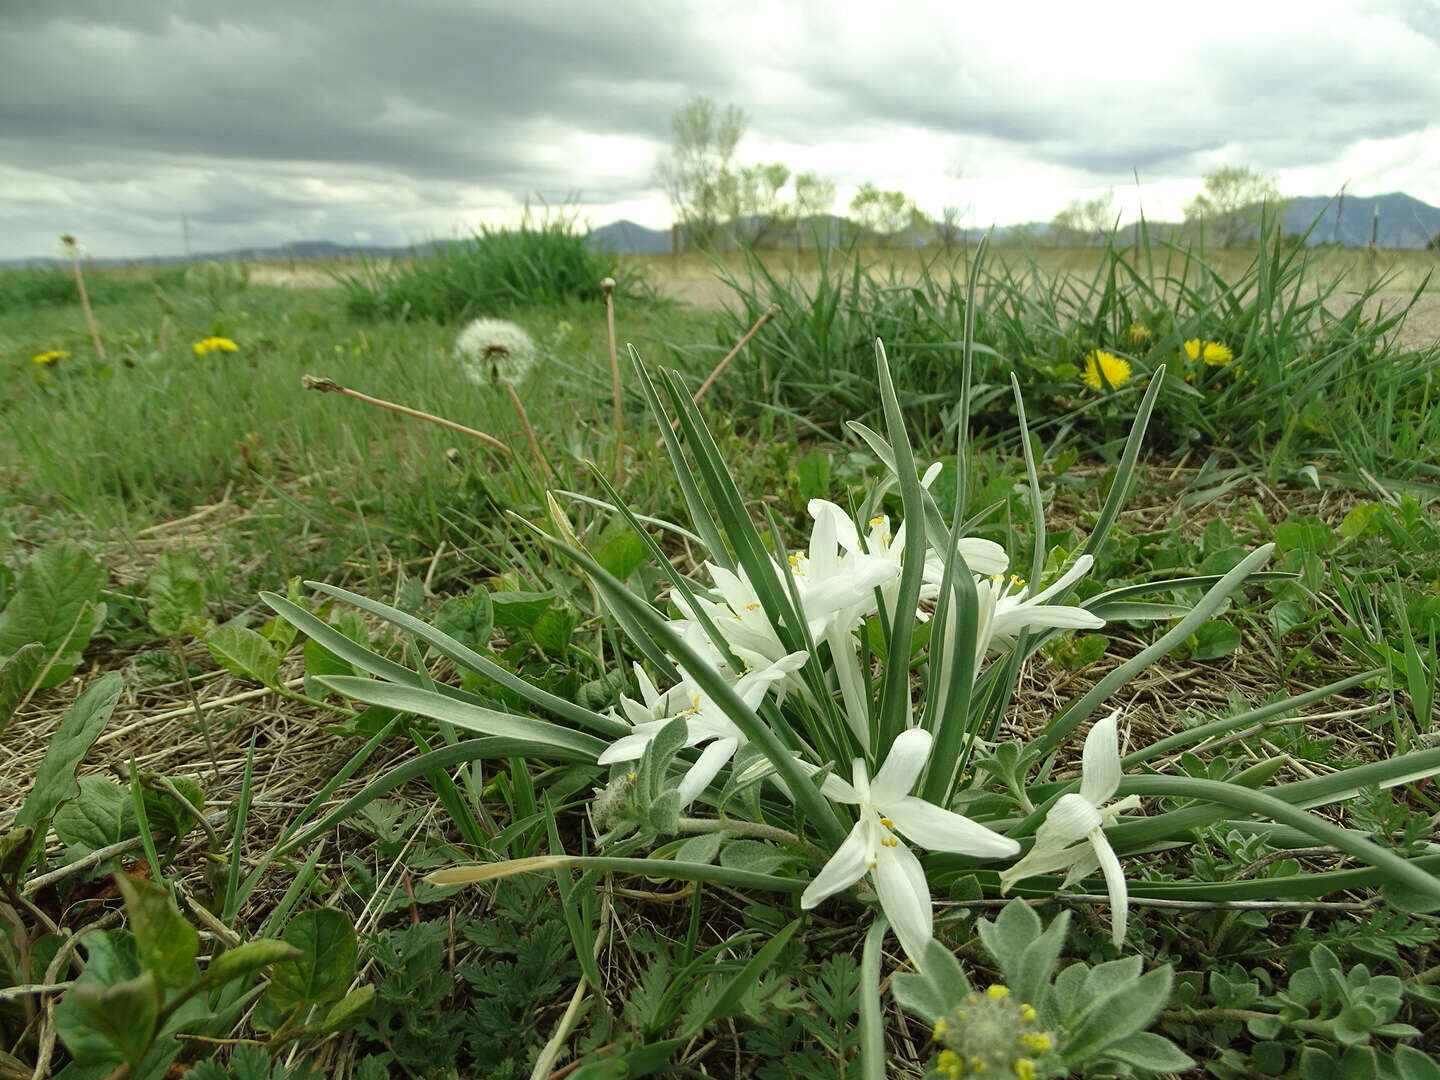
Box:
[2,232,1440,1079]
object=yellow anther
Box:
[1019,1033,1051,1053]
[869,515,886,527]
[986,984,1010,1000]
[1014,1059,1035,1080]
[880,817,894,829]
[745,602,760,610]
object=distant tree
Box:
[1051,189,1117,246]
[658,96,746,250]
[1183,166,1289,247]
[792,171,836,246]
[849,184,927,246]
[721,162,792,247]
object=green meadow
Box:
[2,225,1439,1079]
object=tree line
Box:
[658,96,1292,251]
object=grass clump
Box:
[337,208,642,322]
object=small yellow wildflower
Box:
[1080,350,1132,391]
[192,336,239,356]
[1019,1033,1051,1054]
[1128,322,1150,347]
[1014,1059,1035,1080]
[1182,339,1233,367]
[937,1050,964,1080]
[1018,1004,1037,1023]
[986,984,1011,1000]
[32,349,69,365]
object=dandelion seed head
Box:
[455,317,537,385]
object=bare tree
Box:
[1051,189,1118,246]
[657,96,746,250]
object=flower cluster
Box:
[192,336,238,355]
[932,984,1058,1080]
[597,492,1130,964]
[32,349,68,366]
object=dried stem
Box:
[301,375,512,455]
[662,303,780,441]
[601,277,624,481]
[501,377,552,479]
[62,234,106,360]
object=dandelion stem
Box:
[300,374,512,455]
[501,377,553,479]
[601,276,624,482]
[62,234,105,360]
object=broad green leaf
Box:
[71,970,160,1067]
[596,532,648,581]
[1190,620,1242,660]
[14,672,123,834]
[53,775,133,853]
[976,896,1044,984]
[490,590,555,630]
[0,642,45,735]
[206,624,281,687]
[0,540,105,668]
[114,873,198,990]
[54,931,145,1067]
[717,839,791,874]
[146,553,206,638]
[266,908,357,1013]
[1101,1031,1195,1073]
[434,587,494,649]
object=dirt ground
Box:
[248,262,1440,350]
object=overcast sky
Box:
[3,0,1438,260]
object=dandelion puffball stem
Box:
[300,374,512,456]
[601,276,624,482]
[501,377,552,479]
[62,234,106,361]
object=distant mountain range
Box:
[3,192,1436,269]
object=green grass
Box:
[2,239,1438,1079]
[336,208,644,322]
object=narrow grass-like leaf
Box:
[858,916,888,1080]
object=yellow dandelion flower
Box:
[1128,322,1150,347]
[32,349,69,365]
[1080,350,1131,391]
[1182,339,1233,366]
[192,336,239,356]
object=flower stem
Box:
[300,374,512,455]
[676,815,826,861]
[501,377,553,479]
[63,235,106,360]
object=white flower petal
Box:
[809,499,861,552]
[678,737,737,806]
[1091,831,1129,948]
[1081,710,1123,806]
[953,538,1009,577]
[874,839,934,966]
[597,730,658,764]
[1027,553,1095,606]
[920,462,944,489]
[801,819,874,909]
[808,500,839,571]
[819,772,860,803]
[887,796,1021,859]
[998,836,1090,892]
[870,729,933,802]
[1045,792,1104,841]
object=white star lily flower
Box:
[974,554,1105,666]
[801,728,1021,965]
[998,710,1141,948]
[597,651,809,807]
